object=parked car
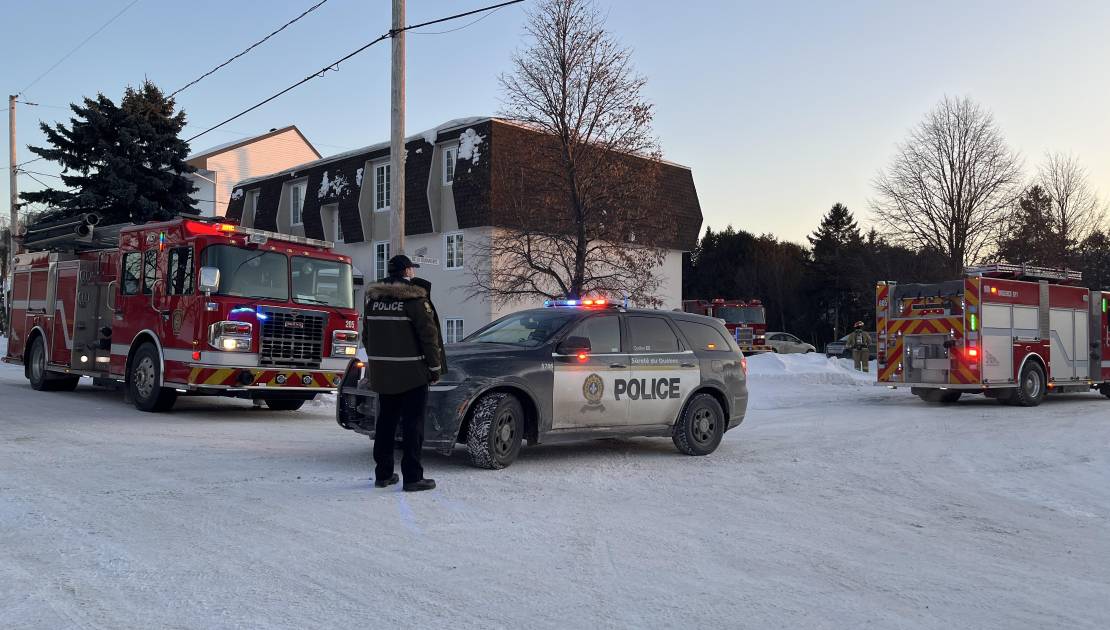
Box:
[764,332,816,354]
[825,331,877,359]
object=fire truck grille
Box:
[258,308,327,368]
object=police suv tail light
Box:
[209,321,252,351]
[332,330,360,357]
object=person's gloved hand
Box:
[428,367,441,384]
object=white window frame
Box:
[443,145,457,185]
[444,231,464,270]
[373,162,390,212]
[336,215,344,243]
[373,240,390,281]
[242,189,260,227]
[445,318,464,344]
[289,181,306,226]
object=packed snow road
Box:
[1,350,1109,629]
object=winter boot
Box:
[403,479,436,492]
[374,474,400,488]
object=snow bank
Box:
[745,352,890,410]
[0,335,7,361]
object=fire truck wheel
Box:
[26,336,80,392]
[128,344,177,412]
[916,389,961,404]
[672,393,725,456]
[1013,361,1047,407]
[264,399,306,411]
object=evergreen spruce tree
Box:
[807,203,864,338]
[21,80,196,225]
[996,185,1062,268]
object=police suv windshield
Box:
[292,256,353,309]
[202,245,288,301]
[465,310,576,347]
[716,306,766,325]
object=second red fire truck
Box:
[3,214,361,412]
[683,298,771,354]
[876,263,1110,405]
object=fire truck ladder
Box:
[965,263,1083,283]
[18,212,121,252]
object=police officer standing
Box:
[847,320,870,373]
[363,255,444,492]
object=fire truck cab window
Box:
[627,316,681,353]
[291,256,354,309]
[142,250,158,295]
[168,247,194,295]
[201,245,289,301]
[121,252,141,295]
[715,306,766,325]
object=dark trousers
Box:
[373,385,428,483]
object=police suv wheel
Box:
[466,392,524,469]
[1013,361,1046,407]
[672,393,725,456]
[129,344,177,413]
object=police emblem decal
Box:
[582,373,604,407]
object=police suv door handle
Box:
[609,363,626,369]
[681,362,696,368]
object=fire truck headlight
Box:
[209,321,253,352]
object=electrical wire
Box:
[410,3,506,35]
[17,0,142,97]
[184,0,525,144]
[169,0,330,98]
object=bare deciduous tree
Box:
[1036,152,1106,264]
[872,96,1022,274]
[470,0,668,305]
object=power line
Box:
[19,169,64,179]
[17,0,142,97]
[185,0,525,144]
[410,3,507,35]
[169,0,330,98]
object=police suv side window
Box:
[168,247,194,295]
[121,252,141,295]
[676,320,731,352]
[627,316,681,353]
[567,314,621,354]
[142,250,158,295]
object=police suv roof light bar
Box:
[543,297,627,309]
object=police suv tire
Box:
[129,344,177,412]
[466,392,523,470]
[1013,361,1046,407]
[672,393,725,456]
[264,399,305,411]
[27,336,80,392]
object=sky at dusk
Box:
[3,0,1109,244]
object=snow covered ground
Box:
[1,349,1109,629]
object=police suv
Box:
[337,299,749,469]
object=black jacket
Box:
[363,280,445,395]
[411,277,448,371]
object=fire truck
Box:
[682,298,771,354]
[876,263,1110,405]
[2,213,361,412]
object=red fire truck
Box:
[3,214,361,412]
[876,263,1110,405]
[683,298,771,354]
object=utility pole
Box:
[7,95,17,259]
[389,0,406,255]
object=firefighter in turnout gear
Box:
[363,255,445,492]
[847,321,870,372]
